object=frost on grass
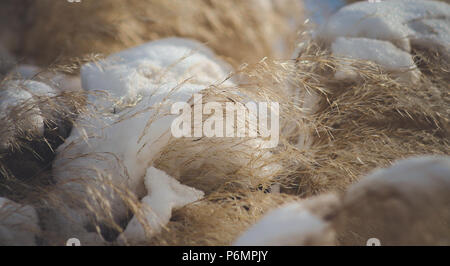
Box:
[119,167,204,244]
[316,0,450,81]
[0,197,39,246]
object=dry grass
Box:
[2,36,449,244]
[284,37,449,197]
[149,191,299,246]
[0,0,448,246]
[19,0,304,67]
[1,37,449,244]
[144,37,448,245]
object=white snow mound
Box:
[81,37,233,113]
[52,38,233,226]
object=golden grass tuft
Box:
[20,0,304,67]
[284,36,449,197]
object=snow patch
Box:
[316,0,450,81]
[331,37,420,81]
[120,167,204,243]
[318,0,450,52]
[12,65,82,92]
[233,202,329,246]
[81,37,233,113]
[348,156,450,196]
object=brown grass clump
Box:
[19,0,304,66]
[149,191,299,246]
[284,36,449,197]
[153,73,309,194]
